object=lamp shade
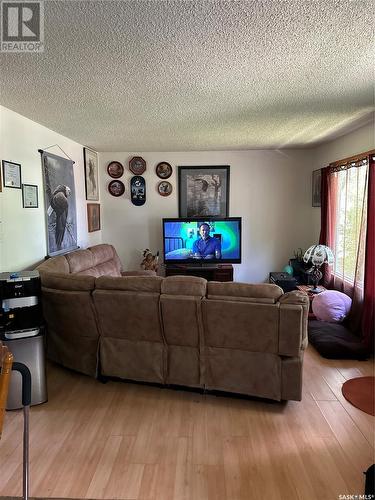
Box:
[303,245,334,267]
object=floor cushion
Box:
[308,320,368,359]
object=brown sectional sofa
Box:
[36,244,309,401]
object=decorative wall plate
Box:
[129,156,146,175]
[108,180,125,197]
[107,161,124,179]
[156,162,172,179]
[157,181,172,197]
[131,176,146,205]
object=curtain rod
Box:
[329,149,375,168]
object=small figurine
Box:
[141,249,159,272]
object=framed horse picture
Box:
[83,147,99,201]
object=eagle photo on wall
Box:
[48,185,71,250]
[42,151,78,256]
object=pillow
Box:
[312,290,352,323]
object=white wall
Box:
[0,106,102,271]
[100,150,314,283]
[309,121,375,240]
[3,105,371,280]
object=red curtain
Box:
[319,167,329,244]
[319,166,337,287]
[362,156,375,351]
[320,154,375,351]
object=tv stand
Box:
[165,264,233,282]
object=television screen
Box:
[163,217,242,264]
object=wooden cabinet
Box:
[165,264,233,282]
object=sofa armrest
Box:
[278,292,309,357]
[278,290,309,306]
[40,271,95,291]
[121,270,156,277]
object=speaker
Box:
[269,272,298,292]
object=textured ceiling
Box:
[0,0,374,151]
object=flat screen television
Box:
[163,217,242,264]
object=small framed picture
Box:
[157,181,173,196]
[156,162,172,179]
[312,169,322,207]
[84,147,99,201]
[2,160,21,189]
[22,184,38,208]
[87,203,101,232]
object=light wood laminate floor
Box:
[0,345,374,500]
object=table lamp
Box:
[303,244,334,293]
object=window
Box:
[332,160,368,286]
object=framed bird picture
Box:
[83,147,99,201]
[41,150,78,256]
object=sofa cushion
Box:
[66,249,95,273]
[93,261,121,277]
[161,275,206,296]
[75,267,100,277]
[207,282,283,302]
[96,275,163,292]
[36,255,69,274]
[202,299,279,353]
[100,338,164,383]
[41,272,95,291]
[42,288,99,377]
[121,270,157,277]
[88,244,122,273]
[161,295,202,347]
[205,347,282,400]
[206,295,277,304]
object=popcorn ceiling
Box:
[0,0,373,151]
